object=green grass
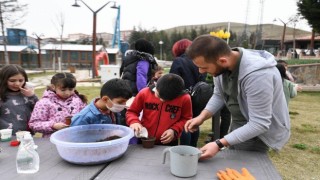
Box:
[27,72,56,79]
[286,59,320,65]
[35,86,102,102]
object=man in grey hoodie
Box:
[184,35,290,160]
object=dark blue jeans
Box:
[179,129,200,147]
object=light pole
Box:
[32,33,43,68]
[159,40,163,60]
[72,0,117,78]
[273,18,294,56]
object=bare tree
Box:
[0,0,27,65]
[52,12,65,72]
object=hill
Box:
[164,22,311,41]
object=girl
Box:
[29,73,87,137]
[147,65,164,87]
[0,65,38,134]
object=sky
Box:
[14,0,311,38]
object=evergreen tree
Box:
[297,0,320,55]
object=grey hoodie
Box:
[205,48,290,151]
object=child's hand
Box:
[52,122,69,130]
[160,129,175,144]
[130,123,143,135]
[20,86,35,97]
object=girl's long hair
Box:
[0,65,28,102]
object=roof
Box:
[0,45,32,52]
[41,44,104,51]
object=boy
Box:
[71,78,132,126]
[126,73,192,145]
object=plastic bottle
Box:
[16,134,40,173]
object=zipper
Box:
[154,102,163,138]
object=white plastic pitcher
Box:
[162,145,202,177]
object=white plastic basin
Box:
[50,124,133,165]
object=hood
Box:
[125,50,156,63]
[238,48,277,80]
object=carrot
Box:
[231,168,244,178]
[226,168,239,179]
[218,170,232,180]
[241,168,256,180]
[216,172,225,180]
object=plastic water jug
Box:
[16,134,40,173]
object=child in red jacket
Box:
[126,73,192,145]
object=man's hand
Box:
[184,116,204,133]
[199,142,220,160]
[160,129,175,144]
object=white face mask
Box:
[106,98,126,113]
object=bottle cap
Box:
[10,140,20,146]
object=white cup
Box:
[0,129,13,142]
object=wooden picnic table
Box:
[0,138,282,180]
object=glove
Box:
[217,168,255,180]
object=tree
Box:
[297,0,320,55]
[52,12,65,72]
[0,0,27,64]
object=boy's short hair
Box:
[156,73,185,101]
[100,78,132,99]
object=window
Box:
[70,51,78,61]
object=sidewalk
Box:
[27,70,102,89]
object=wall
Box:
[289,63,320,85]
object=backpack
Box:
[188,81,213,117]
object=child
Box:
[126,73,192,146]
[276,63,301,106]
[0,65,38,134]
[29,73,87,137]
[71,78,133,126]
[148,65,164,86]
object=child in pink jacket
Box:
[29,73,87,137]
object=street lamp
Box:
[273,18,294,56]
[32,33,44,68]
[72,0,117,78]
[159,40,163,60]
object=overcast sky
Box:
[15,0,311,38]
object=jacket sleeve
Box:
[170,94,193,137]
[70,114,90,126]
[288,81,297,98]
[28,100,56,134]
[169,59,183,76]
[126,90,145,126]
[136,60,150,91]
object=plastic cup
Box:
[141,137,156,149]
[65,116,72,125]
[0,129,13,142]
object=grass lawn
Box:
[34,87,320,179]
